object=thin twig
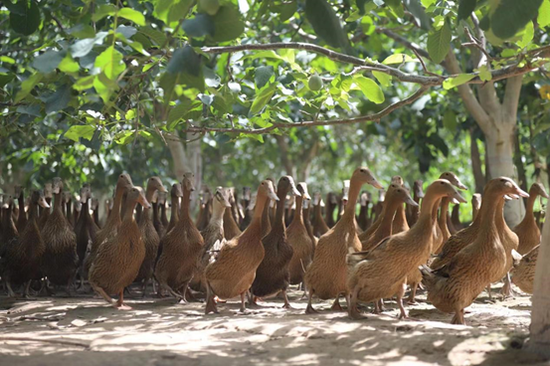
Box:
[411,48,443,78]
[0,337,90,349]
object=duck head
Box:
[297,182,311,202]
[116,173,134,192]
[428,179,468,203]
[413,180,424,199]
[80,184,92,204]
[44,183,53,199]
[352,167,383,189]
[148,176,167,194]
[182,172,195,193]
[531,182,549,199]
[52,177,63,195]
[129,186,151,209]
[214,187,231,208]
[35,190,50,209]
[489,177,529,199]
[171,183,183,198]
[439,172,468,190]
[259,180,279,201]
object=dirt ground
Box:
[0,284,547,366]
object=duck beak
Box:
[453,191,467,203]
[39,197,50,209]
[457,181,468,190]
[138,193,152,209]
[292,185,301,197]
[303,192,312,200]
[514,187,529,198]
[370,179,384,190]
[159,184,168,193]
[404,195,419,207]
[504,195,515,201]
[268,189,279,201]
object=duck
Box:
[14,186,27,233]
[312,192,329,237]
[196,185,212,231]
[251,176,301,308]
[389,177,411,235]
[74,185,99,273]
[301,187,317,248]
[223,188,242,240]
[204,180,278,314]
[406,180,424,227]
[514,183,548,255]
[41,178,79,293]
[240,186,253,230]
[348,179,466,319]
[361,182,417,251]
[38,183,53,229]
[471,193,482,221]
[83,174,134,277]
[449,204,461,234]
[432,197,453,254]
[261,183,273,239]
[337,180,350,223]
[287,183,316,288]
[325,192,338,228]
[371,189,386,223]
[64,191,75,227]
[511,245,539,294]
[191,187,231,293]
[135,177,167,296]
[155,172,204,300]
[420,177,527,324]
[357,192,371,231]
[152,191,167,239]
[89,186,150,309]
[2,191,49,297]
[159,191,169,229]
[91,198,100,228]
[166,183,182,234]
[304,168,382,314]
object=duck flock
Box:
[0,168,547,324]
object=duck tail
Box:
[419,264,435,290]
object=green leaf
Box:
[372,71,392,88]
[404,0,430,30]
[272,0,298,22]
[115,130,135,145]
[250,84,277,115]
[94,72,118,103]
[118,8,146,26]
[44,84,71,114]
[94,46,126,80]
[167,46,202,76]
[32,50,65,73]
[15,73,43,102]
[9,0,40,35]
[443,110,457,130]
[354,76,384,104]
[538,0,550,28]
[139,27,167,46]
[517,21,534,48]
[154,0,193,25]
[457,0,477,20]
[211,5,245,42]
[384,0,405,17]
[421,0,437,7]
[442,74,475,89]
[92,4,116,21]
[73,75,95,91]
[65,125,96,142]
[70,32,109,58]
[382,53,417,64]
[68,24,96,39]
[182,14,215,38]
[305,0,353,54]
[58,55,80,73]
[476,65,492,82]
[490,0,543,39]
[255,66,274,89]
[427,19,451,64]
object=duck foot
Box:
[305,304,319,314]
[114,291,132,310]
[348,307,365,320]
[331,297,343,312]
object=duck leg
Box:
[305,289,318,314]
[23,280,33,299]
[141,277,150,298]
[451,309,465,325]
[90,281,115,305]
[485,284,494,301]
[5,276,16,298]
[331,296,343,311]
[239,292,247,312]
[397,284,408,319]
[281,289,292,309]
[348,286,364,320]
[500,272,515,299]
[115,290,132,310]
[407,283,418,304]
[204,282,219,314]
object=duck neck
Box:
[28,200,39,221]
[341,179,362,223]
[17,192,25,220]
[143,185,156,221]
[520,193,537,226]
[110,185,125,226]
[394,203,407,227]
[246,190,268,237]
[123,200,137,224]
[179,189,192,223]
[170,194,179,223]
[271,187,290,233]
[53,191,63,213]
[211,201,226,224]
[438,198,451,229]
[494,197,513,234]
[377,195,402,233]
[412,193,443,236]
[261,199,271,228]
[291,195,304,226]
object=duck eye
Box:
[500,179,506,182]
[440,182,444,185]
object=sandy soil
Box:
[0,284,547,366]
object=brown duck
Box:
[312,192,329,237]
[14,186,27,233]
[251,176,301,308]
[89,186,150,309]
[191,187,231,293]
[421,178,527,324]
[38,183,53,229]
[514,183,548,255]
[74,185,99,271]
[2,191,49,297]
[155,172,204,300]
[166,183,182,234]
[223,188,242,240]
[357,192,371,231]
[511,245,539,294]
[348,179,466,320]
[304,168,383,314]
[136,177,167,295]
[41,178,79,293]
[288,183,315,287]
[406,180,424,227]
[204,180,278,314]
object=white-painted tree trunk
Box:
[527,217,550,357]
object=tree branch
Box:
[183,85,430,135]
[445,50,491,134]
[503,75,524,121]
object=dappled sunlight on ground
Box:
[0,285,546,366]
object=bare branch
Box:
[183,86,430,135]
[445,51,491,134]
[503,75,524,120]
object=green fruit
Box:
[308,75,323,91]
[200,0,220,16]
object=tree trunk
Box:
[166,132,201,211]
[484,128,525,227]
[189,132,202,211]
[514,128,529,206]
[528,217,550,357]
[470,128,485,193]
